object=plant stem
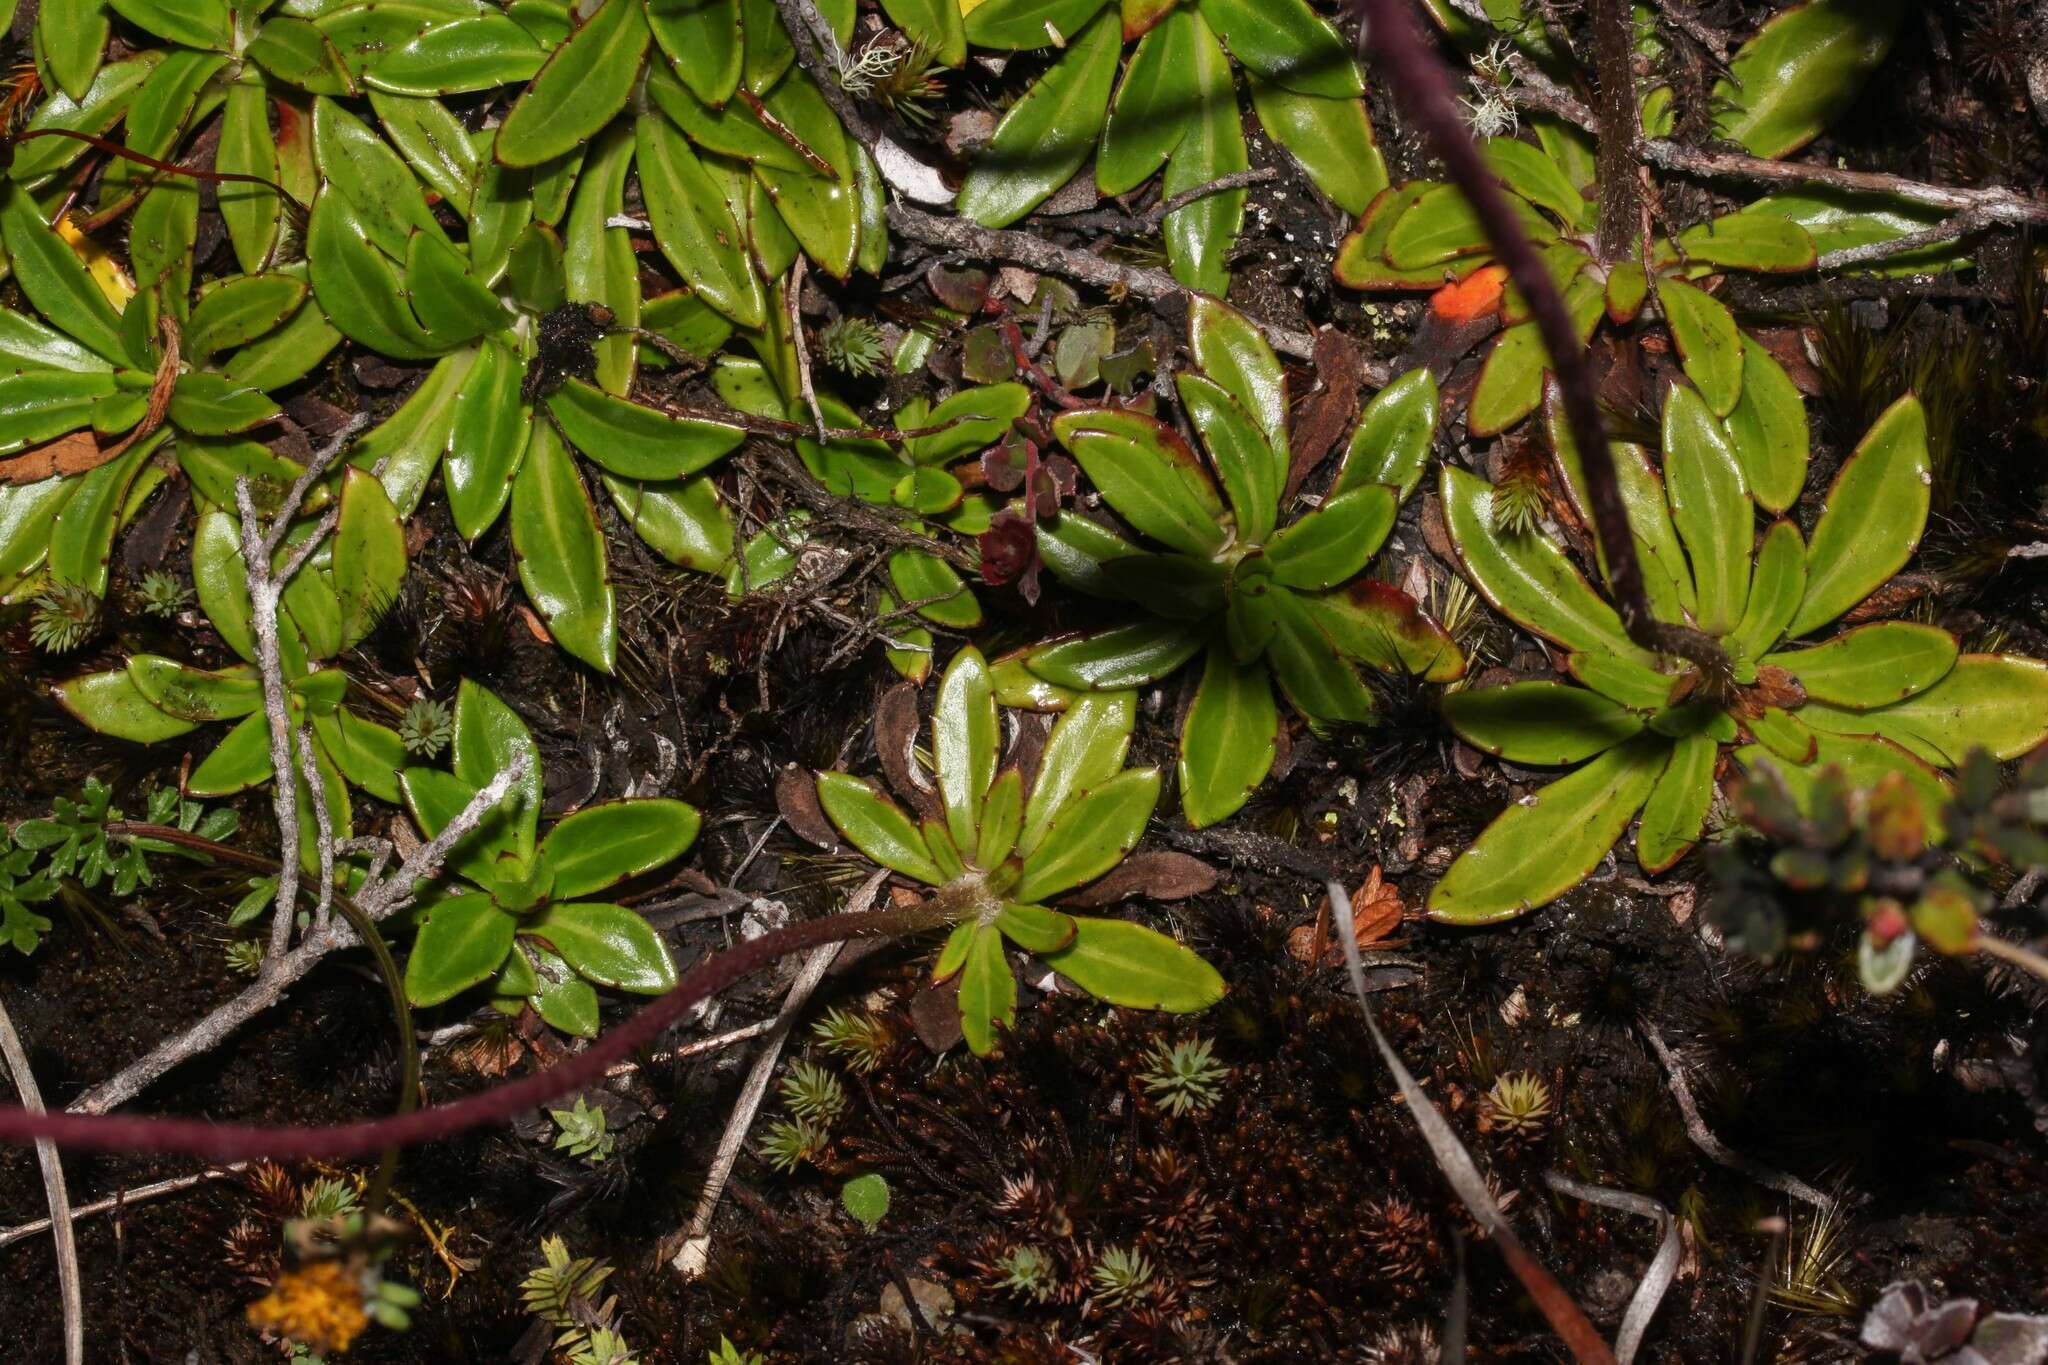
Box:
[0,903,951,1160]
[1350,0,1730,680]
[1590,0,1644,265]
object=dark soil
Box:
[4,3,2048,1362]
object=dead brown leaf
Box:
[1289,866,1406,967]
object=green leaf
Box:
[1445,681,1643,764]
[1042,915,1224,1011]
[311,96,444,259]
[123,654,260,724]
[888,548,982,629]
[1850,655,2048,765]
[216,84,282,275]
[880,0,966,64]
[331,468,405,648]
[1788,394,1928,639]
[247,16,357,95]
[1763,622,1956,710]
[1179,645,1278,829]
[532,948,602,1037]
[164,373,278,437]
[400,767,510,885]
[1606,260,1648,321]
[497,0,651,168]
[1746,704,1816,764]
[1334,182,1469,290]
[47,434,159,594]
[645,63,814,172]
[444,338,532,541]
[1265,486,1395,591]
[751,73,859,279]
[403,228,507,348]
[1097,7,1196,196]
[1053,408,1226,556]
[526,901,676,993]
[366,13,546,95]
[1027,621,1206,690]
[1384,183,1492,270]
[1723,338,1808,514]
[191,508,253,660]
[935,646,999,854]
[185,274,307,360]
[636,113,768,328]
[306,191,443,361]
[349,347,475,516]
[1469,272,1603,435]
[1188,294,1289,462]
[221,290,344,395]
[1726,519,1807,663]
[1265,587,1375,723]
[512,422,616,672]
[1738,188,1969,277]
[38,0,109,102]
[978,767,1025,869]
[1174,374,1281,545]
[995,901,1076,955]
[962,0,1110,49]
[1439,465,1655,664]
[957,925,1015,1054]
[902,383,1031,464]
[373,91,482,215]
[406,894,516,1006]
[603,472,734,573]
[1019,690,1135,855]
[547,379,744,481]
[1711,0,1905,159]
[185,713,275,795]
[1428,734,1669,924]
[1160,10,1245,295]
[1017,768,1159,902]
[0,371,113,452]
[109,0,230,50]
[1196,0,1360,97]
[53,668,196,743]
[1660,383,1750,635]
[1655,278,1743,417]
[1248,75,1386,216]
[957,11,1119,228]
[1673,213,1816,272]
[647,0,745,104]
[564,122,642,392]
[817,772,943,884]
[1736,731,1949,816]
[0,185,127,365]
[1636,732,1714,873]
[1479,135,1584,226]
[1331,367,1436,501]
[1303,580,1466,682]
[314,709,406,804]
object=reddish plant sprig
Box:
[1351,0,1730,684]
[0,904,949,1160]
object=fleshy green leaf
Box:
[1723,338,1809,514]
[1247,75,1386,216]
[0,185,127,365]
[1265,587,1375,723]
[1265,485,1395,591]
[444,338,532,540]
[956,11,1119,228]
[962,0,1110,49]
[367,13,546,95]
[547,379,744,480]
[1763,622,1957,710]
[540,799,700,900]
[1189,294,1289,458]
[1052,408,1226,556]
[1175,373,1281,545]
[1427,734,1669,924]
[511,422,616,673]
[1178,645,1278,829]
[1019,690,1135,855]
[995,901,1077,954]
[1847,655,2048,765]
[1196,0,1361,97]
[957,924,1015,1055]
[1655,278,1743,417]
[1027,621,1206,690]
[1636,732,1714,873]
[1672,213,1816,272]
[1331,367,1437,501]
[636,113,767,328]
[53,668,196,743]
[1787,394,1928,639]
[1304,580,1466,682]
[406,894,516,1006]
[1444,681,1642,765]
[497,0,651,168]
[1727,519,1806,663]
[1016,768,1160,902]
[1097,7,1196,196]
[133,651,267,724]
[1711,0,1904,159]
[935,646,999,855]
[1660,383,1750,635]
[1042,916,1224,1010]
[526,901,677,993]
[453,678,544,861]
[1160,10,1245,295]
[817,771,944,883]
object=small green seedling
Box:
[841,1173,890,1232]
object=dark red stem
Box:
[0,905,946,1160]
[1352,0,1728,680]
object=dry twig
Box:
[0,994,82,1364]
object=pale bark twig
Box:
[0,1164,247,1250]
[1638,1019,1834,1210]
[0,994,82,1364]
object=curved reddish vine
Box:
[0,907,942,1160]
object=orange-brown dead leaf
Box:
[1431,264,1507,324]
[1289,866,1406,967]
